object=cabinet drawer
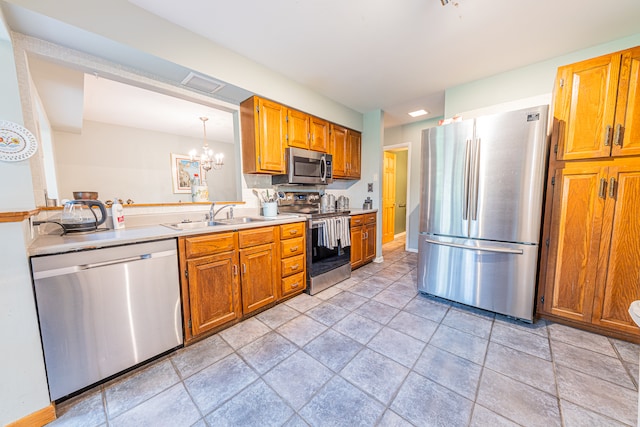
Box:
[238,226,275,248]
[364,213,376,224]
[280,237,305,258]
[280,222,305,240]
[184,232,235,258]
[281,254,304,278]
[282,272,306,296]
[351,214,364,226]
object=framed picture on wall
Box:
[171,153,204,193]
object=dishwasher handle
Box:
[33,249,177,279]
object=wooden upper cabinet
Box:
[241,96,286,174]
[330,125,361,179]
[592,163,640,333]
[286,108,310,149]
[543,164,606,322]
[310,116,329,153]
[612,47,640,157]
[330,124,348,177]
[347,130,361,179]
[555,47,640,160]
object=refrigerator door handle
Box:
[463,139,472,220]
[423,237,524,254]
[471,138,481,221]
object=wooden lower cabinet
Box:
[351,213,376,269]
[278,222,306,299]
[239,242,277,314]
[539,159,640,339]
[179,222,305,343]
[186,251,241,336]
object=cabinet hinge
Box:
[285,116,289,122]
[258,155,261,164]
[545,238,549,247]
[184,269,189,278]
[188,318,192,329]
[256,105,259,113]
[553,144,558,154]
[551,176,555,186]
[540,296,545,304]
[559,78,565,88]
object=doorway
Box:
[382,146,408,244]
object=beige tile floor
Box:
[48,236,640,426]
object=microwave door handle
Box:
[321,155,327,183]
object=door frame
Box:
[383,143,411,252]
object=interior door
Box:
[382,151,396,244]
[470,105,548,244]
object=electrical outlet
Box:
[368,183,373,192]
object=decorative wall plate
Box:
[0,120,38,162]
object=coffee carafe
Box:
[61,200,107,232]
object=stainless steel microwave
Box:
[272,147,333,185]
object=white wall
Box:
[445,33,640,118]
[0,11,50,425]
[384,117,441,252]
[53,120,239,203]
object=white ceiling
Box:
[127,0,640,126]
[5,0,640,129]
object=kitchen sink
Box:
[162,217,265,230]
[161,220,220,230]
[213,216,264,225]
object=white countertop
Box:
[349,208,378,215]
[29,215,305,257]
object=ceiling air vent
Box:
[181,72,225,94]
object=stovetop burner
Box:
[277,191,349,219]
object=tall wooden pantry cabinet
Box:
[538,46,640,341]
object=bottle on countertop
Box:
[111,197,125,229]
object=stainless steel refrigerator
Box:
[417,105,549,322]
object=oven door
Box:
[308,218,350,277]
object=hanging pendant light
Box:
[189,117,223,183]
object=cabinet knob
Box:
[290,246,298,252]
[290,230,298,235]
[291,264,299,270]
[291,282,299,289]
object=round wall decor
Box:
[0,120,38,162]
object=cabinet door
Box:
[347,130,361,178]
[350,225,364,268]
[542,165,606,322]
[287,109,310,149]
[612,47,640,157]
[592,165,640,334]
[556,54,621,160]
[240,243,277,314]
[258,98,286,172]
[364,222,376,263]
[330,124,348,178]
[187,251,240,336]
[310,116,329,153]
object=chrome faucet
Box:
[209,203,235,220]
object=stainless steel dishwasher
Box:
[31,239,183,401]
